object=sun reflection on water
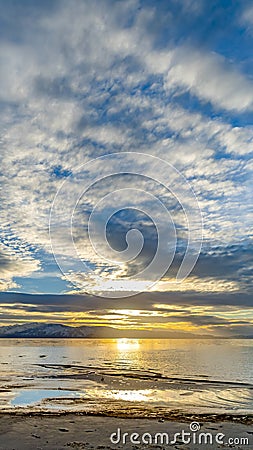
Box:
[116,338,140,352]
[106,389,151,402]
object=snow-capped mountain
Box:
[0,322,205,338]
[0,323,89,338]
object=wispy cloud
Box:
[0,0,252,331]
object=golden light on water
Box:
[116,338,140,352]
[108,389,150,402]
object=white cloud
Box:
[0,242,40,292]
[0,0,252,293]
[166,47,253,112]
[241,4,253,28]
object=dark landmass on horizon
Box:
[0,322,251,339]
[0,292,252,339]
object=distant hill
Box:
[0,322,214,339]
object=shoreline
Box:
[1,409,253,424]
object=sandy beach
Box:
[1,0,253,447]
[0,339,253,448]
[0,413,252,450]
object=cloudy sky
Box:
[0,0,253,336]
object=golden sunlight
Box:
[116,338,140,352]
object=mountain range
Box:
[0,322,213,339]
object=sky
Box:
[0,0,253,336]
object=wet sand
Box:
[2,361,253,415]
[1,341,253,448]
[0,413,252,450]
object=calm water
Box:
[0,339,253,415]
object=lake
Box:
[0,339,252,416]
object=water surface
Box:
[0,338,253,415]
